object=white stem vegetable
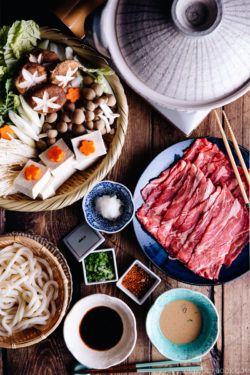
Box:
[9,111,39,141]
[19,96,44,130]
[65,47,74,60]
[9,125,36,148]
[17,106,30,123]
[49,42,65,61]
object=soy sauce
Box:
[79,306,123,351]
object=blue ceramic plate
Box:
[146,288,219,361]
[133,137,249,285]
[83,180,135,234]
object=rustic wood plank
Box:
[221,96,250,375]
[223,273,250,375]
[243,92,250,150]
[224,97,244,142]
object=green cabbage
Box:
[4,20,40,68]
[0,20,39,125]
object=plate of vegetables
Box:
[0,21,128,211]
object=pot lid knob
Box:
[171,0,223,36]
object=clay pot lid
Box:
[112,0,250,109]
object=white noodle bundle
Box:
[0,243,59,337]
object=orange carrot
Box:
[79,140,96,156]
[24,164,41,181]
[66,87,81,103]
[0,125,14,140]
[47,145,65,162]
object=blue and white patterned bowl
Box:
[83,181,135,234]
[146,288,219,361]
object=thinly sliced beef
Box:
[173,174,214,230]
[176,186,228,264]
[141,159,187,203]
[224,206,249,266]
[169,186,221,257]
[183,138,250,201]
[183,138,212,161]
[137,164,191,237]
[162,168,212,249]
[187,197,243,280]
[136,161,189,228]
[141,169,170,201]
[156,164,203,247]
[227,169,250,205]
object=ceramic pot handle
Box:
[52,0,106,39]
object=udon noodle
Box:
[0,243,59,337]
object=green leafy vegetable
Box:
[84,251,116,283]
[0,20,40,126]
[79,63,114,76]
[0,79,20,125]
[0,26,9,66]
[0,66,7,79]
[4,20,40,67]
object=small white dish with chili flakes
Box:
[116,260,161,305]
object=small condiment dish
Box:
[146,288,219,361]
[63,294,137,369]
[82,180,135,234]
[116,260,161,305]
[82,248,118,285]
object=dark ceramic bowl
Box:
[83,181,134,234]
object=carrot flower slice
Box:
[66,87,81,103]
[47,145,65,162]
[24,164,41,181]
[0,125,14,140]
[79,140,96,156]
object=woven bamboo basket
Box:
[0,28,128,212]
[0,233,72,349]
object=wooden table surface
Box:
[0,87,249,375]
[0,3,250,374]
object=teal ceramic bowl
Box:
[146,288,219,361]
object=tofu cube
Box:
[39,166,77,200]
[39,138,75,177]
[14,160,51,199]
[38,176,55,200]
[71,131,107,171]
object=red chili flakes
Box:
[121,264,155,299]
